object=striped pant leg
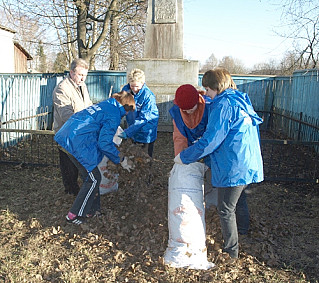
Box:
[69,166,102,217]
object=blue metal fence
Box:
[85,71,126,103]
[0,73,58,147]
[1,70,319,149]
[290,69,319,118]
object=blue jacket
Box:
[122,83,159,143]
[180,89,264,188]
[54,98,126,172]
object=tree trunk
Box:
[109,1,119,70]
[75,0,89,60]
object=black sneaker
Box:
[66,215,85,225]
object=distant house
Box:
[0,25,32,73]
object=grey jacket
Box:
[52,75,93,132]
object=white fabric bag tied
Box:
[164,162,215,270]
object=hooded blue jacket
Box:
[54,98,126,172]
[180,89,264,187]
[122,83,159,143]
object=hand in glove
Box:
[174,153,184,165]
[118,131,128,139]
[120,156,134,172]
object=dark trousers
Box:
[236,189,250,235]
[68,154,102,217]
[134,141,155,157]
[58,148,80,195]
[205,169,250,235]
[217,185,248,258]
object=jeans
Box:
[217,185,247,258]
[236,189,250,235]
[68,154,102,217]
[205,169,250,235]
[58,148,80,195]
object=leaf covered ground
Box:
[0,132,318,282]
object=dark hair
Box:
[112,91,136,112]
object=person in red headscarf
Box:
[169,83,216,208]
[169,84,211,156]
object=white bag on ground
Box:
[164,162,215,270]
[98,156,119,195]
[98,126,123,195]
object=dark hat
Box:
[174,84,199,110]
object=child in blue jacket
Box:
[55,91,135,225]
[174,68,264,259]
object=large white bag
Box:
[164,162,215,269]
[98,126,123,195]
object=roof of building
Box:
[14,42,33,60]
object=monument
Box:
[144,0,183,59]
[126,0,199,131]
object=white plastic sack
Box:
[98,126,123,195]
[98,156,119,195]
[164,162,215,270]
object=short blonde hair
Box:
[202,68,237,94]
[128,68,145,84]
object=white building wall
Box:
[0,29,15,73]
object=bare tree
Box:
[278,50,306,74]
[0,3,50,71]
[108,1,146,70]
[53,51,69,72]
[35,40,47,73]
[63,0,147,69]
[276,0,319,70]
[200,54,248,74]
[200,53,218,72]
[218,56,247,74]
[109,0,120,70]
[250,49,315,76]
[251,59,279,75]
[0,0,147,70]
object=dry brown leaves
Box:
[0,132,318,282]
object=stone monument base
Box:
[127,59,199,132]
